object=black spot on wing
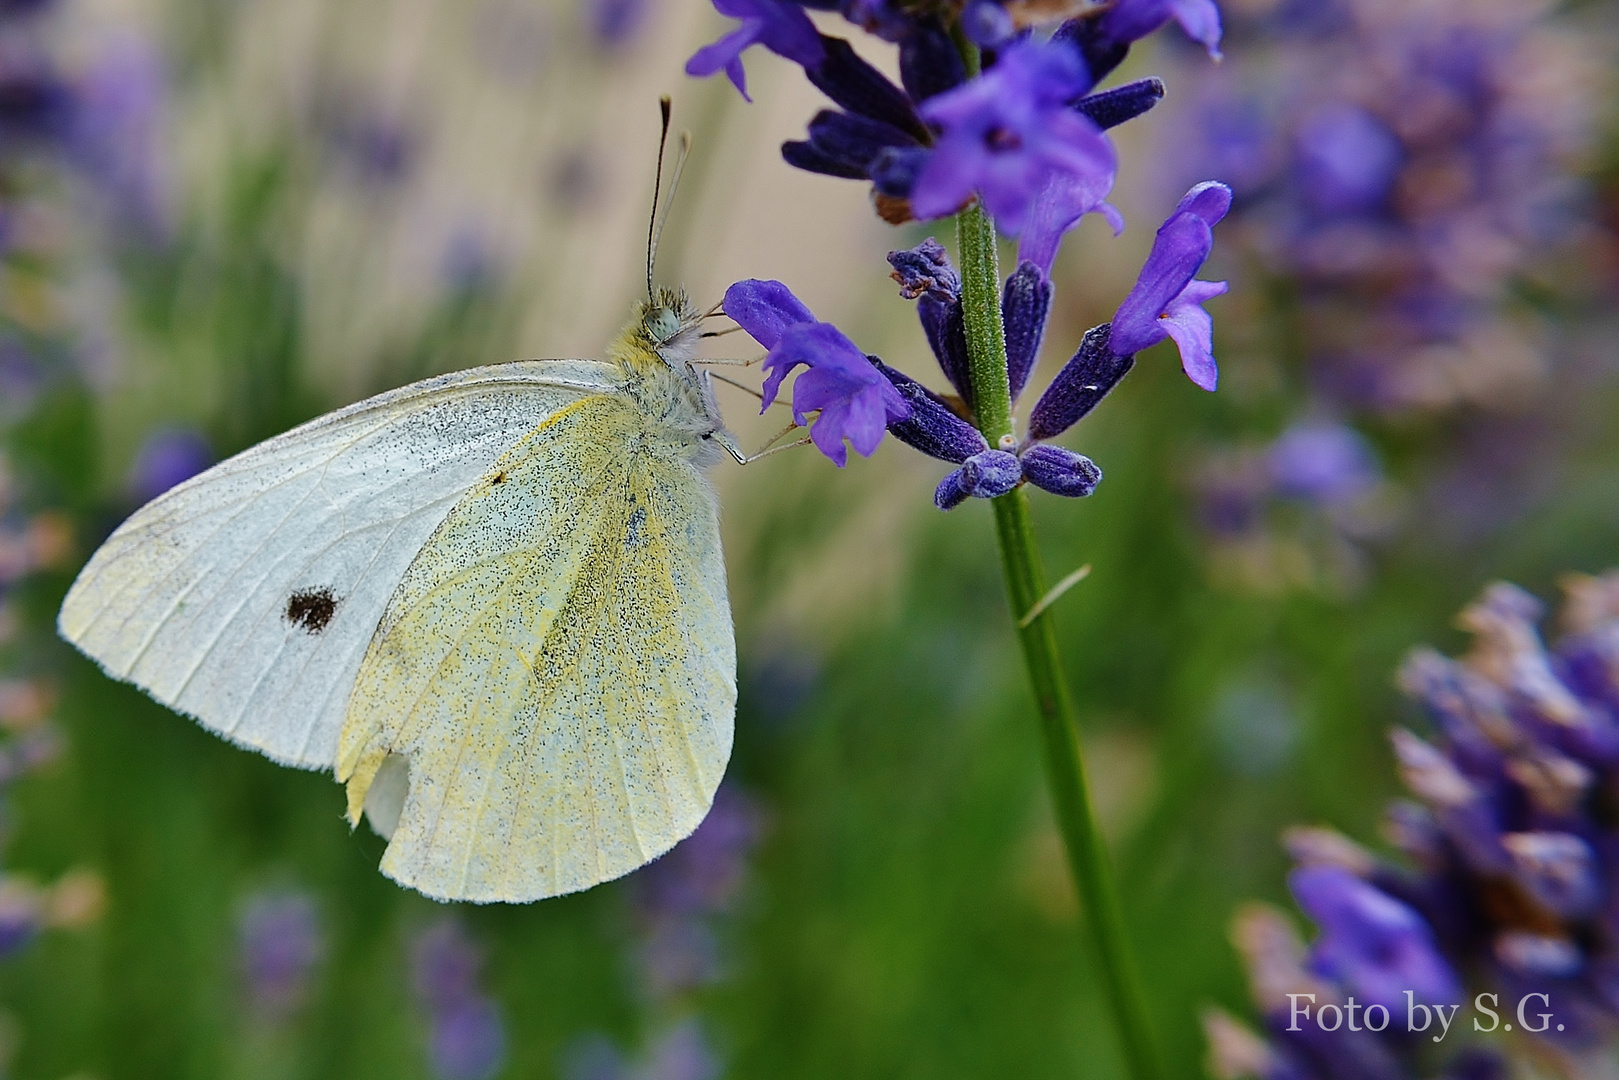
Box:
[285,587,340,634]
[624,506,647,549]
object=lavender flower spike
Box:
[1110,181,1232,391]
[912,41,1114,235]
[724,279,909,467]
[685,0,826,102]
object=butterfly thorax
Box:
[607,288,729,466]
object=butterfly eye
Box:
[647,308,681,344]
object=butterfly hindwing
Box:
[57,361,620,770]
[337,394,735,903]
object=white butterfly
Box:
[57,288,741,904]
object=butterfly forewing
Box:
[57,361,620,770]
[337,394,735,903]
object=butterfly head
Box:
[630,286,703,370]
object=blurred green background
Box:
[1,0,1617,1077]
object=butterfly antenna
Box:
[648,130,692,299]
[646,96,674,303]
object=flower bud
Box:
[935,449,1021,510]
[1027,324,1134,441]
[1019,443,1102,498]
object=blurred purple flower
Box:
[960,0,1013,48]
[911,41,1114,234]
[1110,181,1231,390]
[638,786,761,918]
[685,0,825,101]
[432,999,508,1080]
[633,785,762,996]
[328,110,414,188]
[0,49,72,145]
[560,1022,718,1080]
[129,428,212,503]
[1266,421,1379,506]
[1097,0,1222,58]
[641,1021,720,1080]
[413,920,507,1080]
[237,890,323,1019]
[0,881,39,956]
[69,32,171,236]
[1294,104,1402,217]
[586,0,651,49]
[724,278,909,466]
[441,224,502,293]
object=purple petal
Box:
[725,55,750,99]
[724,278,816,350]
[910,41,1110,233]
[685,24,763,98]
[1018,168,1119,275]
[763,321,909,465]
[909,138,981,219]
[755,4,826,67]
[810,404,851,466]
[1159,279,1226,391]
[685,0,824,99]
[840,386,890,458]
[1096,0,1172,43]
[1289,865,1461,1010]
[1172,180,1233,228]
[1170,0,1222,57]
[1109,211,1211,356]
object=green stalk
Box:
[956,202,1164,1080]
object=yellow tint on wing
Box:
[336,395,735,903]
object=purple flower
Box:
[1097,0,1222,59]
[129,427,212,503]
[685,0,826,102]
[69,31,172,237]
[911,41,1115,235]
[642,1021,721,1080]
[1289,864,1461,1010]
[237,890,323,1020]
[585,0,650,49]
[723,279,909,467]
[1294,104,1402,217]
[637,786,761,919]
[961,0,1014,48]
[1109,181,1231,391]
[431,1000,507,1080]
[1266,422,1379,506]
[413,920,507,1080]
[0,882,39,957]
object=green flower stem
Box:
[955,203,1164,1080]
